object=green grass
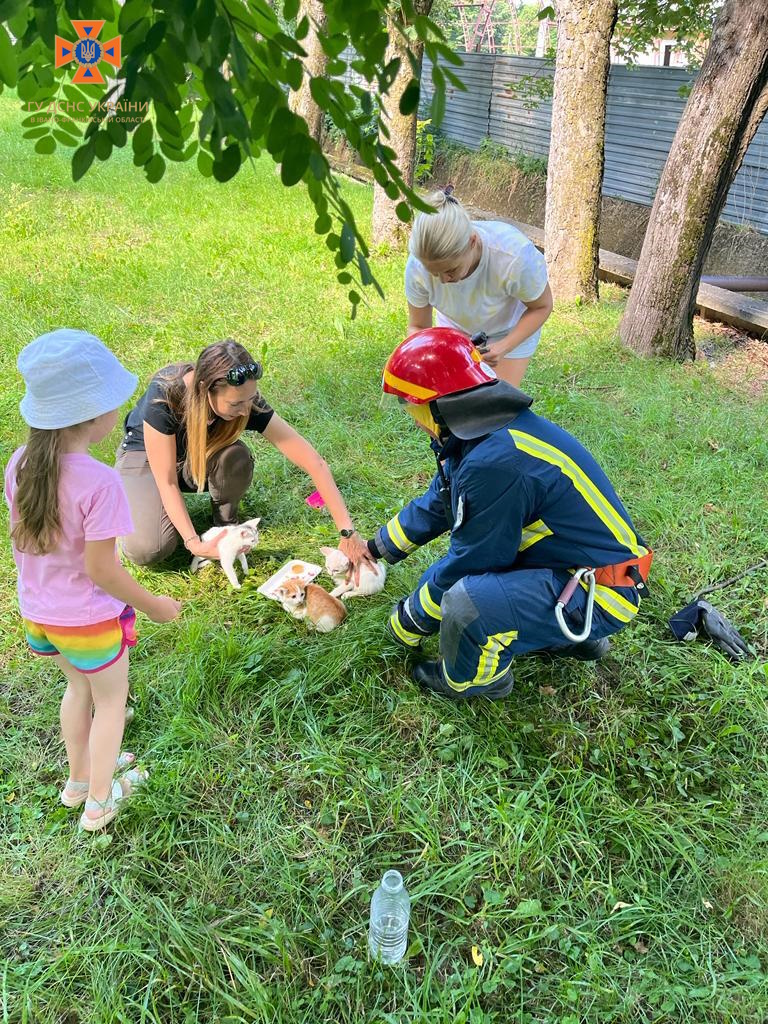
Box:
[2,93,768,1023]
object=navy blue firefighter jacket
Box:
[370,407,649,635]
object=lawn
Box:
[2,92,768,1023]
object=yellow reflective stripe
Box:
[388,612,422,646]
[383,368,438,401]
[509,430,642,557]
[519,518,553,552]
[474,630,518,686]
[444,659,513,693]
[386,514,417,554]
[579,579,639,624]
[419,583,442,621]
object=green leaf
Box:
[17,72,41,102]
[93,132,113,161]
[314,213,332,234]
[280,133,310,187]
[197,149,214,177]
[160,139,186,162]
[511,898,542,918]
[398,79,420,117]
[106,118,127,148]
[284,57,302,92]
[337,271,352,284]
[430,79,445,128]
[52,129,79,148]
[54,117,81,139]
[308,151,326,181]
[119,0,150,34]
[143,20,166,54]
[266,106,296,156]
[132,118,153,162]
[212,143,241,182]
[538,5,555,18]
[34,135,55,154]
[145,153,166,183]
[0,24,16,87]
[283,0,299,20]
[395,202,411,223]
[339,223,355,263]
[23,125,49,139]
[72,142,95,182]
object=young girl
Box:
[5,329,181,832]
[405,189,553,388]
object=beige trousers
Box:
[115,441,254,565]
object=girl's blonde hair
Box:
[12,427,76,555]
[409,189,473,264]
[159,340,265,492]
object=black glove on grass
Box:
[669,599,754,661]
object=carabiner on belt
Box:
[555,568,596,643]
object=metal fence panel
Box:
[417,53,768,234]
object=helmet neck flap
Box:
[432,380,533,441]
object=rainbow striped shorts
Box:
[23,605,137,674]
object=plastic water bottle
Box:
[368,870,411,964]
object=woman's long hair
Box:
[11,428,67,554]
[159,340,263,492]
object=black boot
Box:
[412,660,514,700]
[544,636,611,661]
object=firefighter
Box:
[368,327,652,699]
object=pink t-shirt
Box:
[4,448,134,626]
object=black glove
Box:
[669,599,753,661]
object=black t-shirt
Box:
[120,365,274,462]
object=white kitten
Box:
[320,546,386,600]
[190,517,261,589]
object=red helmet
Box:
[382,327,495,405]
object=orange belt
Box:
[593,550,653,591]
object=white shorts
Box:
[490,327,541,360]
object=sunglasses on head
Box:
[223,362,262,386]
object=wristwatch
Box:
[339,528,357,538]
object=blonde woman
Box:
[405,189,553,387]
[116,339,371,572]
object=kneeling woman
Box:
[117,339,369,570]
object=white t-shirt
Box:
[405,221,548,344]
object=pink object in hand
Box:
[305,490,326,509]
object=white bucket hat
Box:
[18,328,138,430]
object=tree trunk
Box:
[372,1,434,248]
[544,0,618,303]
[619,1,768,360]
[288,0,328,142]
[508,3,523,56]
[535,0,552,57]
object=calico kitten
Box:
[274,578,347,632]
[190,517,261,589]
[320,546,387,600]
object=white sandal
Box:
[79,767,149,832]
[60,752,136,808]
